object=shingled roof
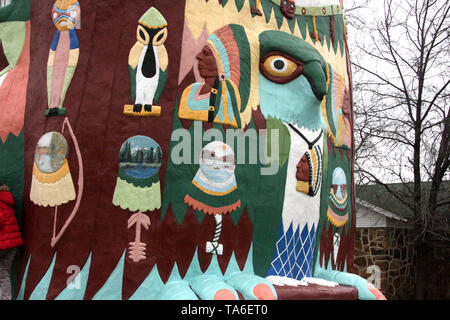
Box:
[356,181,450,221]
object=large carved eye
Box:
[137,25,150,45]
[260,51,304,84]
[153,27,168,46]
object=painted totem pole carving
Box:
[280,0,296,19]
[46,0,80,117]
[15,0,388,301]
[258,30,328,285]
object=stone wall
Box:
[354,228,416,299]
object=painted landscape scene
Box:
[34,132,68,174]
[119,135,162,179]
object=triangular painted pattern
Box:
[266,222,316,280]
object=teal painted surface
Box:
[55,253,92,300]
[129,265,165,300]
[28,254,56,300]
[259,74,324,131]
[314,259,376,300]
[92,250,125,300]
[157,263,198,300]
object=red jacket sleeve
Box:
[0,206,5,226]
[0,191,15,226]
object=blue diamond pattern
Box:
[266,222,317,280]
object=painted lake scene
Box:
[34,132,69,173]
[119,135,162,179]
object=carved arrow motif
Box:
[127,210,151,262]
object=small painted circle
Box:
[34,132,69,173]
[199,141,235,183]
[119,135,162,179]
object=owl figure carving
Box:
[124,7,168,117]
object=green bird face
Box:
[258,30,328,130]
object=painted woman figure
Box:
[178,24,250,128]
[46,0,80,117]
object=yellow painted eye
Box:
[260,52,304,84]
[264,55,297,77]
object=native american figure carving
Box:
[178,24,250,128]
[46,0,80,117]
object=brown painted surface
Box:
[274,283,358,300]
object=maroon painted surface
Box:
[18,0,187,300]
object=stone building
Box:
[354,198,416,299]
[354,181,449,299]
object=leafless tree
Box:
[347,0,449,298]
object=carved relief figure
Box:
[280,0,296,19]
[30,118,83,247]
[124,7,168,117]
[112,136,162,262]
[258,30,328,285]
[178,24,250,128]
[46,0,80,117]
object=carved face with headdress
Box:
[178,24,251,128]
[52,0,80,31]
[196,46,219,82]
[322,68,352,148]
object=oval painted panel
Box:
[331,167,347,201]
[119,135,162,179]
[34,132,69,173]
